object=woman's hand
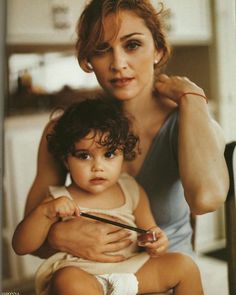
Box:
[156,74,205,105]
[48,217,132,262]
[138,226,168,257]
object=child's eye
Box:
[73,151,90,160]
[104,150,116,159]
[125,40,141,51]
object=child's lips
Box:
[90,177,107,185]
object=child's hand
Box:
[41,197,80,221]
[138,226,168,257]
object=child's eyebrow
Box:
[73,149,89,153]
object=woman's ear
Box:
[154,50,164,65]
[80,58,94,73]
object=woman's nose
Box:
[109,49,127,72]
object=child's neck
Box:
[67,181,125,210]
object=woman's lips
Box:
[110,78,134,87]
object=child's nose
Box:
[91,158,104,172]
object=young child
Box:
[12,98,203,295]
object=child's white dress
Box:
[35,173,150,294]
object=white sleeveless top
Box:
[35,173,150,295]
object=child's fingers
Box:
[154,234,169,249]
[143,239,166,249]
[146,237,168,257]
[142,227,169,253]
[73,201,81,217]
[147,246,166,257]
[54,197,80,217]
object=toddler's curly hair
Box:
[47,98,139,162]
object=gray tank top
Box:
[136,109,193,255]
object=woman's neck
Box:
[123,94,157,121]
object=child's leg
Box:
[50,266,104,295]
[135,252,204,295]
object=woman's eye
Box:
[126,41,141,51]
[105,150,116,159]
[93,43,111,56]
[74,152,90,160]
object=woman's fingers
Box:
[156,73,170,82]
[104,238,132,252]
[106,228,132,242]
[48,218,131,262]
[156,74,204,104]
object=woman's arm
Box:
[156,74,229,215]
[25,120,67,215]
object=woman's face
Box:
[89,10,162,102]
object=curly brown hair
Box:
[76,0,171,73]
[47,98,139,162]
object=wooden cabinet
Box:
[162,0,211,45]
[7,0,212,46]
[6,0,85,45]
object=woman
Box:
[25,0,228,262]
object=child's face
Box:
[65,132,124,194]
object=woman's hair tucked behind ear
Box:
[47,98,139,162]
[76,0,171,73]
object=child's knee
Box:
[173,253,200,276]
[51,267,82,294]
[51,266,103,295]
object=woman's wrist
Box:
[178,92,208,104]
[47,220,74,253]
[47,221,64,251]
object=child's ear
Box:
[63,157,69,170]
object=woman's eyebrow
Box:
[100,33,143,46]
[120,32,144,41]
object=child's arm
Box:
[134,185,169,257]
[12,196,80,255]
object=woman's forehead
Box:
[101,10,150,43]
